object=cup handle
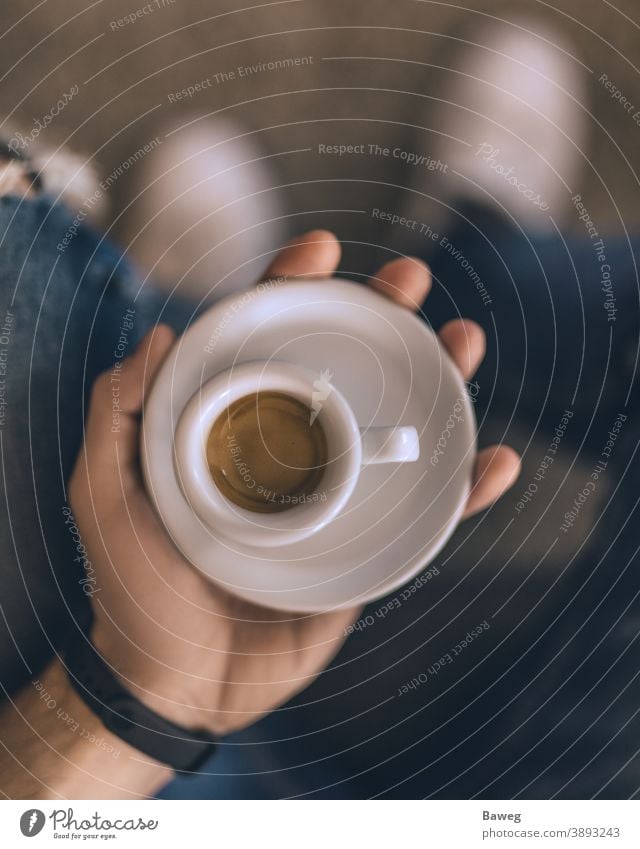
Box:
[360,427,420,465]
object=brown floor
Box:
[1,0,639,242]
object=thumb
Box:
[80,325,176,488]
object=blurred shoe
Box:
[0,139,102,213]
[31,148,104,220]
[400,18,587,237]
[123,118,287,302]
[0,140,36,197]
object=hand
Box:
[69,230,520,738]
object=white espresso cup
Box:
[173,360,419,548]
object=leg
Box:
[423,203,640,448]
[0,188,193,699]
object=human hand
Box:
[69,230,520,738]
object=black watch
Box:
[64,636,217,773]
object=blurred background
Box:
[2,0,639,238]
[2,0,640,799]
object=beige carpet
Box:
[1,0,638,243]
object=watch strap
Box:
[64,636,217,772]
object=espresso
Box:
[207,391,328,513]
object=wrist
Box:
[91,625,238,737]
[90,625,232,735]
[2,659,171,799]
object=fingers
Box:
[438,319,486,381]
[463,445,521,519]
[368,260,485,381]
[261,229,341,282]
[82,325,176,482]
[368,256,431,309]
[117,324,176,416]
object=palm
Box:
[72,230,520,737]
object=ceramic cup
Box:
[173,360,419,548]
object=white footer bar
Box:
[1,799,637,847]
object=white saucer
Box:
[141,279,476,612]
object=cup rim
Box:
[173,360,363,547]
[141,277,478,611]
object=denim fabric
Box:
[0,195,193,697]
[1,194,639,799]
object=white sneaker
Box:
[123,117,287,302]
[32,148,104,220]
[0,138,104,216]
[401,18,587,235]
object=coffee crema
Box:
[206,391,328,513]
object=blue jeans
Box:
[162,205,640,800]
[1,195,639,799]
[0,194,193,694]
